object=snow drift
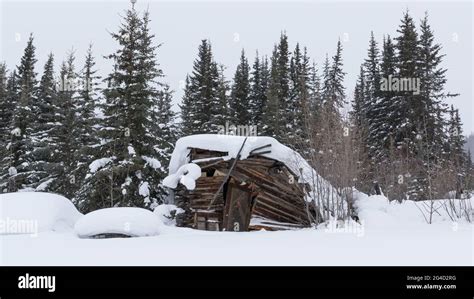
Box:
[74,207,161,238]
[355,193,474,227]
[0,192,82,234]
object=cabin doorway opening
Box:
[223,181,254,232]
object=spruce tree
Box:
[77,8,169,212]
[308,61,321,119]
[377,35,397,154]
[155,84,177,167]
[32,53,58,191]
[180,39,222,134]
[1,70,19,192]
[276,32,291,141]
[0,63,13,192]
[249,53,268,133]
[262,33,291,142]
[351,65,367,133]
[0,63,9,142]
[179,75,194,136]
[446,106,465,198]
[230,49,251,126]
[288,44,310,148]
[71,45,101,201]
[53,53,78,198]
[321,54,331,106]
[214,64,230,130]
[9,34,39,191]
[417,12,449,159]
[393,10,419,150]
[323,40,346,120]
[262,46,280,138]
[363,32,382,157]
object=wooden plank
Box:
[256,193,308,218]
[249,143,272,154]
[253,199,307,224]
[236,165,301,196]
[222,182,253,231]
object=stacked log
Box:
[174,149,314,231]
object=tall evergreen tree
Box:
[308,61,321,118]
[377,34,397,154]
[214,64,230,130]
[32,53,58,191]
[446,105,465,198]
[71,45,102,201]
[77,8,168,212]
[1,70,19,192]
[53,52,78,198]
[288,44,310,147]
[321,54,331,106]
[262,45,280,138]
[262,33,291,141]
[363,32,382,155]
[323,40,346,120]
[9,34,39,191]
[0,63,9,134]
[0,63,14,192]
[276,32,291,141]
[230,49,251,125]
[0,63,9,142]
[352,65,367,132]
[179,75,194,136]
[249,52,268,131]
[417,12,449,159]
[393,10,419,150]
[180,39,223,134]
[155,84,177,167]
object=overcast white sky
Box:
[1,0,472,134]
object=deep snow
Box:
[74,207,161,238]
[0,192,82,234]
[0,192,472,266]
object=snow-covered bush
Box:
[153,204,184,226]
[0,192,82,234]
[74,207,161,238]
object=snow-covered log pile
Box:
[164,134,344,230]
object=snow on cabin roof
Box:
[170,134,299,174]
[168,134,338,202]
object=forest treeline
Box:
[0,7,472,213]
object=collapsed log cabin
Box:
[164,135,326,232]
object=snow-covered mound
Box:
[153,204,184,226]
[163,163,201,190]
[0,192,82,234]
[355,193,474,227]
[167,134,339,203]
[74,207,161,238]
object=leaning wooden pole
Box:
[207,137,248,210]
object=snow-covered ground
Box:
[0,192,473,266]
